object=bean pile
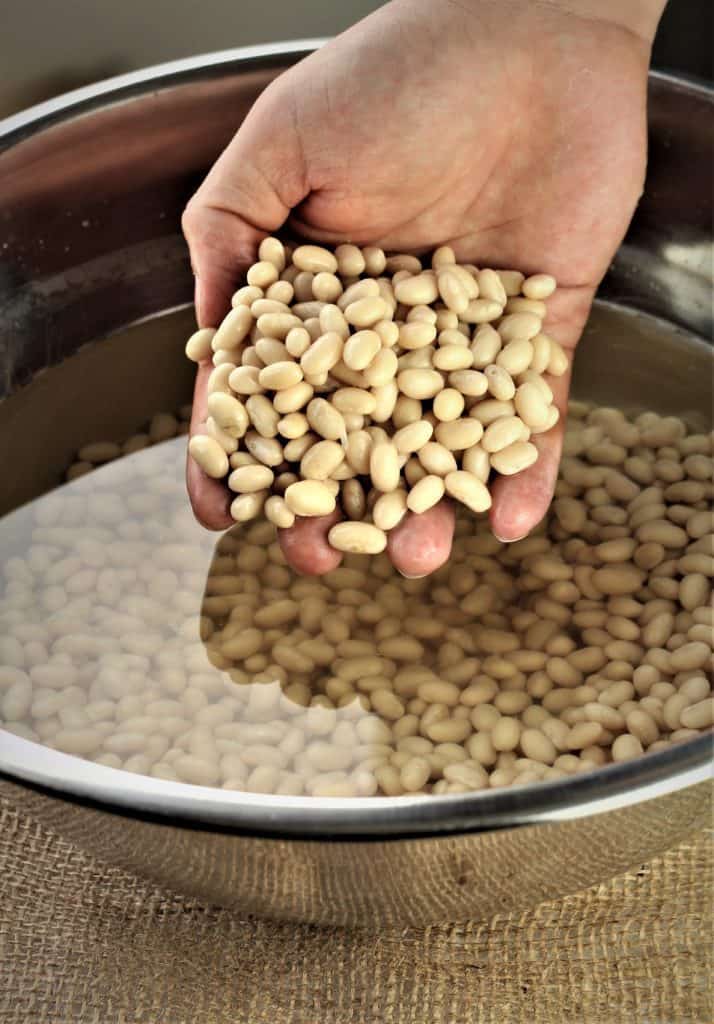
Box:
[0,397,711,796]
[186,242,568,551]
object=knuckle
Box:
[181,198,203,241]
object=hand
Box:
[183,0,664,576]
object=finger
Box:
[387,501,456,578]
[489,422,564,542]
[181,82,307,328]
[186,362,233,531]
[278,509,344,576]
[188,207,262,329]
[490,362,571,543]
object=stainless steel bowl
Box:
[0,46,712,927]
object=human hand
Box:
[183,0,664,576]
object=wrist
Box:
[448,0,666,45]
[542,0,666,44]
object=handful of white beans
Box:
[186,241,568,550]
[1,393,711,797]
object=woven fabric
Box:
[0,791,711,1024]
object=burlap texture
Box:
[0,789,711,1024]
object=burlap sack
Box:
[0,786,711,1024]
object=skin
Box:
[182,0,665,576]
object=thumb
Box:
[181,83,308,327]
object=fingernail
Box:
[493,531,529,544]
[398,570,428,579]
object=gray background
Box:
[1,0,711,119]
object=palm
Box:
[284,0,648,350]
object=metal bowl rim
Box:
[0,40,328,146]
[1,729,711,840]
